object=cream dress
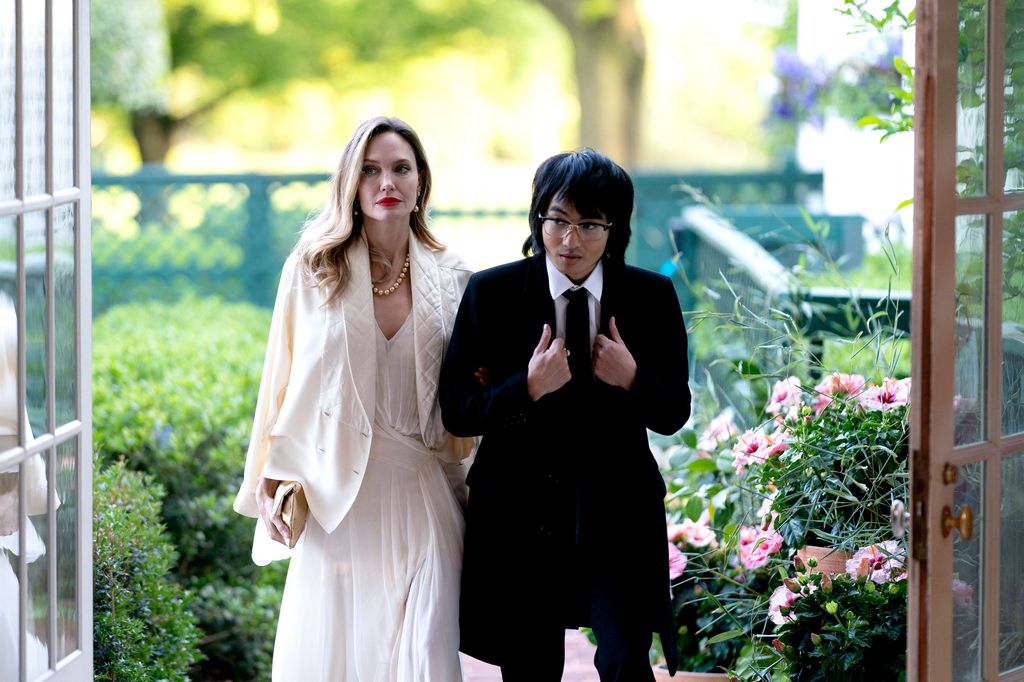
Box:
[270,313,464,682]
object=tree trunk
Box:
[130,110,177,164]
[536,0,646,166]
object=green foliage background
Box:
[93,298,284,680]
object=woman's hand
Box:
[255,476,292,546]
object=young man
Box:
[440,148,690,681]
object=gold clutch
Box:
[271,480,308,549]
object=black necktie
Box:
[563,288,591,383]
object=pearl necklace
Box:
[371,254,410,296]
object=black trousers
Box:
[499,574,654,682]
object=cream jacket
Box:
[233,236,474,562]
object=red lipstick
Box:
[377,197,400,207]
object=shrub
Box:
[93,297,281,680]
[93,457,202,681]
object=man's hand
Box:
[255,476,292,546]
[593,317,636,390]
[527,324,571,401]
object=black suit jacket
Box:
[439,254,690,672]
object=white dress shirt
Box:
[545,255,602,349]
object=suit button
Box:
[538,525,552,538]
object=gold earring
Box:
[413,204,420,213]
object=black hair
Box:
[522,148,633,262]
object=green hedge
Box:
[93,297,284,680]
[93,458,201,681]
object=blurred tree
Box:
[97,0,547,163]
[91,0,172,160]
[533,0,645,165]
[92,0,650,165]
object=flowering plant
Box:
[740,373,910,552]
[657,409,781,673]
[769,542,908,681]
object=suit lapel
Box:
[524,254,556,342]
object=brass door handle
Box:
[942,505,974,540]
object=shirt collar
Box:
[545,254,604,302]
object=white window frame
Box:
[0,0,91,679]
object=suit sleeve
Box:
[439,275,533,437]
[627,276,691,435]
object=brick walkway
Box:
[460,629,600,681]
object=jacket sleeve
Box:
[626,276,691,435]
[233,260,296,518]
[439,275,532,437]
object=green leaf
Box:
[679,428,698,448]
[893,56,913,77]
[687,458,718,475]
[706,629,745,644]
[856,115,884,127]
[685,496,704,522]
[894,197,914,211]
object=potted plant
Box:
[738,374,910,557]
[768,542,908,681]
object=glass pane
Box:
[0,0,14,200]
[953,461,985,682]
[55,438,76,659]
[957,0,988,197]
[955,215,987,446]
[25,449,51,679]
[54,205,74,426]
[0,458,22,680]
[25,211,47,438]
[1002,451,1024,672]
[1006,210,1024,436]
[1,216,15,451]
[1006,0,1024,192]
[54,0,75,191]
[23,0,47,196]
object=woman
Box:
[233,116,475,681]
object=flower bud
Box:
[772,638,785,654]
[807,557,819,569]
[794,555,806,573]
[820,571,833,592]
[810,633,822,646]
[865,580,876,592]
[825,600,839,615]
[845,610,855,622]
[784,577,801,593]
[889,583,900,595]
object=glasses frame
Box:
[537,214,613,241]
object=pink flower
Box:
[858,377,911,411]
[845,541,906,584]
[667,510,717,548]
[812,372,866,413]
[766,376,803,419]
[768,584,800,625]
[738,520,784,570]
[952,578,974,610]
[668,542,688,580]
[697,409,739,452]
[731,427,788,474]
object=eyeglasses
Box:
[538,215,613,241]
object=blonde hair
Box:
[294,116,445,303]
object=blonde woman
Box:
[234,117,474,681]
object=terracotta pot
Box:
[796,544,853,576]
[652,666,730,681]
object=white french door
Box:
[911,0,1024,680]
[0,0,92,680]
